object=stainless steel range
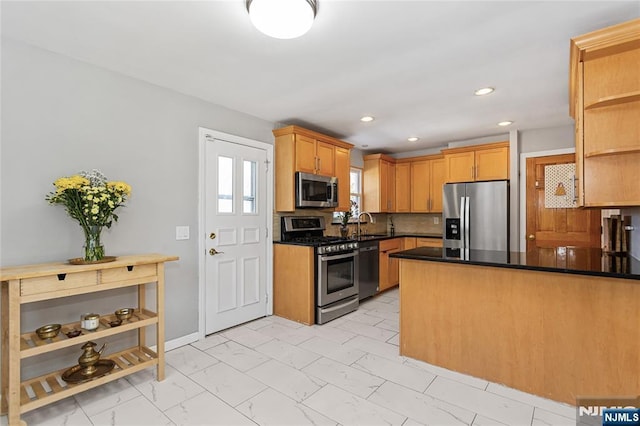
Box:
[281,216,359,324]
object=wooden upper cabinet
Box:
[334,147,351,212]
[370,154,445,214]
[294,135,335,176]
[410,160,430,212]
[429,157,445,212]
[442,142,509,183]
[570,18,640,207]
[316,141,335,176]
[475,145,509,181]
[363,154,395,213]
[273,125,353,212]
[295,134,318,174]
[395,162,411,213]
[409,155,445,213]
[444,150,475,183]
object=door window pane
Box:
[243,160,256,213]
[218,156,233,213]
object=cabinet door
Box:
[403,237,417,250]
[416,238,443,248]
[475,147,509,181]
[316,141,335,176]
[379,239,402,291]
[334,147,351,211]
[295,135,318,174]
[429,158,446,212]
[395,163,411,212]
[445,151,475,183]
[379,160,390,212]
[410,160,430,212]
[386,161,396,212]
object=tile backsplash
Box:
[273,210,443,240]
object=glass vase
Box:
[83,226,105,262]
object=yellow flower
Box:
[107,181,132,197]
[53,175,89,190]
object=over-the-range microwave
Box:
[295,172,338,208]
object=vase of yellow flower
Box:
[46,170,131,262]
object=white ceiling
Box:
[2,1,638,153]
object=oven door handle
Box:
[319,252,357,262]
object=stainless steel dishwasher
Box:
[358,240,379,300]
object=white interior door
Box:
[205,137,269,334]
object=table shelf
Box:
[19,346,157,414]
[20,309,158,359]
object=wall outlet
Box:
[433,216,440,225]
[176,226,190,240]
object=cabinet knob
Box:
[527,234,535,241]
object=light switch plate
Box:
[176,226,190,240]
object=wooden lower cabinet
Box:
[416,237,443,248]
[399,259,640,405]
[274,244,315,325]
[379,238,403,292]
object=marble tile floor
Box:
[4,288,577,426]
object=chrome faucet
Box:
[357,212,375,238]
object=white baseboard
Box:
[150,332,199,353]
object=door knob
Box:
[209,248,224,256]
[527,234,535,240]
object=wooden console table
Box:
[0,253,178,426]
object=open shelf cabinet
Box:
[1,253,178,426]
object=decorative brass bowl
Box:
[65,329,82,338]
[114,308,134,321]
[36,324,61,339]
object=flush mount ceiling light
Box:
[246,0,318,39]
[498,121,513,126]
[360,116,375,122]
[474,87,495,96]
[408,137,419,142]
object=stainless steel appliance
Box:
[443,181,509,253]
[280,216,358,324]
[295,172,338,208]
[358,241,379,300]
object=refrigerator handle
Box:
[460,196,466,246]
[464,196,470,248]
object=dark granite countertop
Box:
[273,233,442,245]
[390,246,640,281]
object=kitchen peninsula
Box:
[392,247,640,405]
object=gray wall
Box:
[1,39,275,351]
[519,124,574,153]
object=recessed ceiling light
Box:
[497,121,513,126]
[474,87,494,96]
[408,137,419,142]
[360,116,375,122]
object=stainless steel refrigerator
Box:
[442,181,509,252]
